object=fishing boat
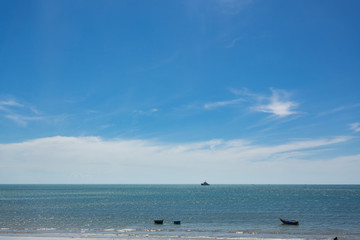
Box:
[173,220,181,225]
[154,219,164,224]
[280,218,299,225]
[201,181,210,186]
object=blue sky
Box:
[0,0,359,184]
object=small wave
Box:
[130,233,149,238]
[145,228,164,232]
[36,228,57,231]
[117,228,136,232]
[103,228,115,231]
[186,229,208,233]
[186,236,217,239]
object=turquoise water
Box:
[0,184,359,239]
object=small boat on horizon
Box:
[173,220,181,225]
[154,220,164,224]
[201,181,210,186]
[280,218,299,225]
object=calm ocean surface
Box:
[0,184,359,240]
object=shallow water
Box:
[0,184,359,239]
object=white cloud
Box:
[204,98,244,109]
[252,89,299,117]
[134,108,160,115]
[0,135,356,184]
[221,88,300,118]
[350,122,360,133]
[0,99,24,107]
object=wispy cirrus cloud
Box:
[5,115,45,127]
[318,103,360,117]
[204,98,244,109]
[225,37,244,49]
[134,108,159,115]
[0,99,24,111]
[225,34,272,49]
[0,97,44,126]
[232,88,299,118]
[205,88,300,118]
[349,122,360,133]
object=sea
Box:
[0,184,359,240]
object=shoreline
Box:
[0,234,344,240]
